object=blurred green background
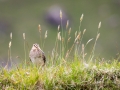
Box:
[0,0,120,63]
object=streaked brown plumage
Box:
[29,43,46,66]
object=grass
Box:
[1,12,120,89]
[1,60,120,89]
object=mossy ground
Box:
[0,59,120,90]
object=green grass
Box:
[1,13,120,89]
[1,60,120,89]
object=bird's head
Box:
[32,43,40,49]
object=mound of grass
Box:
[0,60,120,89]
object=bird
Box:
[29,43,46,67]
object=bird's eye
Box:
[33,43,38,48]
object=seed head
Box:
[58,25,60,31]
[68,27,71,35]
[67,37,71,43]
[45,30,48,39]
[86,38,93,45]
[75,31,77,38]
[58,32,61,41]
[74,32,81,42]
[9,41,11,48]
[98,22,101,29]
[96,33,100,40]
[10,32,12,39]
[60,10,62,19]
[83,29,86,35]
[23,33,25,40]
[66,20,69,29]
[38,24,41,32]
[80,14,84,22]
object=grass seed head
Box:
[58,25,60,31]
[66,20,69,29]
[74,32,81,42]
[58,32,61,41]
[75,31,77,38]
[96,33,100,40]
[38,24,41,32]
[98,21,101,29]
[68,27,71,35]
[23,33,25,40]
[86,38,93,45]
[45,30,48,39]
[9,41,11,48]
[60,10,62,19]
[83,29,86,35]
[10,32,12,39]
[67,37,71,43]
[80,14,84,22]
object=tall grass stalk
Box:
[23,33,26,66]
[9,32,13,67]
[75,14,84,58]
[66,27,71,52]
[64,20,69,54]
[10,32,12,62]
[42,30,48,49]
[6,41,12,69]
[5,33,12,69]
[60,10,63,60]
[38,24,43,49]
[51,26,60,65]
[89,22,101,62]
[58,31,62,62]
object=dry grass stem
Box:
[75,32,81,42]
[58,32,61,41]
[78,32,81,40]
[67,37,71,43]
[96,33,100,40]
[62,38,64,42]
[82,44,84,52]
[82,44,85,60]
[65,50,69,58]
[75,31,77,38]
